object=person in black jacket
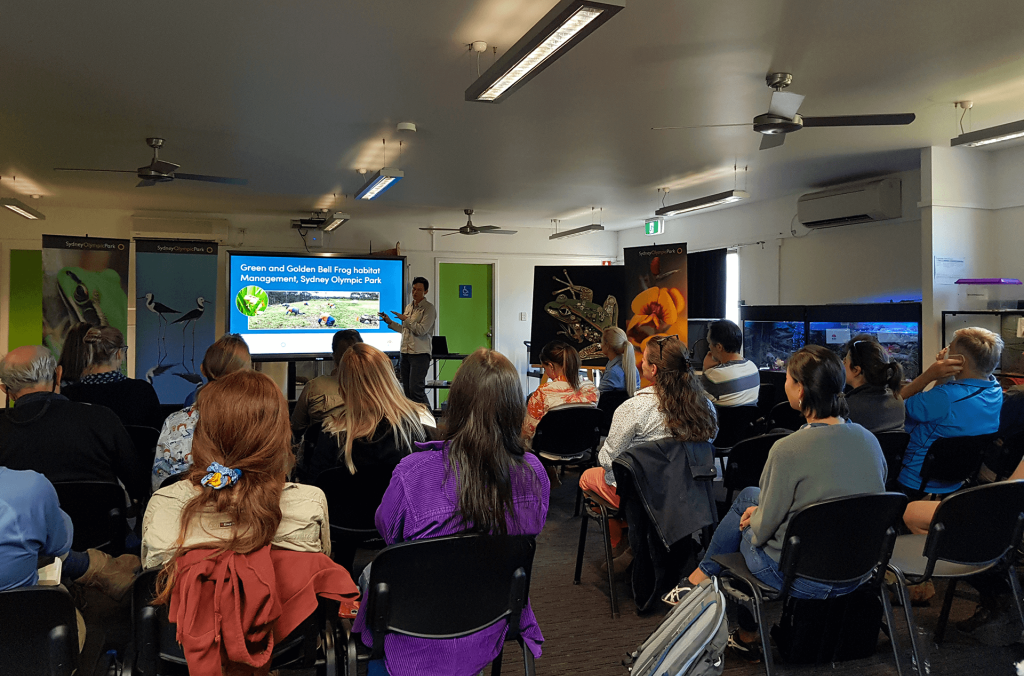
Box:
[60,323,163,429]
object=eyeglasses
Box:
[650,334,679,360]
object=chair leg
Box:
[1007,566,1024,635]
[521,637,536,676]
[490,646,504,676]
[748,588,774,676]
[880,585,905,676]
[574,484,583,517]
[600,505,620,619]
[574,509,589,585]
[935,579,957,644]
[889,567,930,676]
[323,615,338,676]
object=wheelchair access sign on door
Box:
[459,285,472,298]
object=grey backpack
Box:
[624,578,729,676]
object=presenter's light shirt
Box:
[386,298,435,354]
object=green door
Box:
[436,263,493,405]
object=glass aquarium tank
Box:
[808,321,921,379]
[743,321,805,371]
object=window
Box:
[726,250,739,326]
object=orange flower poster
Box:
[623,244,687,380]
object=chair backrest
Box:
[984,431,1024,480]
[0,585,79,676]
[597,389,631,437]
[874,431,910,485]
[366,534,536,658]
[52,481,128,555]
[778,492,908,595]
[125,424,161,467]
[757,383,776,415]
[712,405,763,449]
[918,433,995,491]
[157,403,184,428]
[923,480,1024,570]
[315,464,397,532]
[532,406,603,458]
[767,401,806,432]
[723,433,790,491]
[159,472,188,490]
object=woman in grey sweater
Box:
[662,345,887,661]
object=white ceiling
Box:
[2,0,1023,231]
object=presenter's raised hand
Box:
[391,311,408,321]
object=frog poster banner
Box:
[528,265,625,366]
[135,239,219,404]
[622,243,688,369]
[41,234,130,364]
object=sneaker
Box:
[661,582,696,606]
[727,629,763,663]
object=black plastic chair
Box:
[722,433,790,504]
[757,383,777,416]
[315,464,396,573]
[124,569,337,676]
[596,389,631,438]
[158,472,188,490]
[52,481,128,556]
[125,425,161,469]
[0,585,79,676]
[713,405,763,452]
[156,403,184,428]
[916,433,996,492]
[532,406,603,516]
[888,481,1024,672]
[982,431,1024,480]
[712,492,909,676]
[574,489,624,619]
[874,431,910,489]
[356,534,537,676]
[765,401,806,432]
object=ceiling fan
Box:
[419,209,517,236]
[54,137,248,187]
[653,72,915,150]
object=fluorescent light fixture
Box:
[465,0,625,104]
[322,212,351,232]
[951,119,1024,148]
[655,190,749,217]
[549,223,604,240]
[0,197,45,220]
[356,167,404,200]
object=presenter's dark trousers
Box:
[400,352,431,407]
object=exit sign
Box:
[644,218,664,236]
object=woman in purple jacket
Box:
[354,348,550,676]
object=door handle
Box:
[485,331,493,338]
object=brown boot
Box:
[75,549,140,601]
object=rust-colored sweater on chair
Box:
[168,547,359,676]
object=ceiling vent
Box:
[797,177,902,228]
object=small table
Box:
[428,353,468,412]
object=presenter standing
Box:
[380,276,435,407]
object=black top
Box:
[0,392,148,501]
[846,384,905,434]
[307,419,436,480]
[63,377,163,430]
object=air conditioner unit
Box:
[797,177,902,228]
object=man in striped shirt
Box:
[700,319,760,407]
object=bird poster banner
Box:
[134,239,218,405]
[622,243,688,376]
[41,234,130,363]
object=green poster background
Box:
[8,250,43,351]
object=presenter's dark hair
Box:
[708,319,743,354]
[540,340,581,392]
[787,345,850,420]
[412,276,429,292]
[843,335,903,397]
[442,348,535,536]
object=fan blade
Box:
[801,113,916,127]
[442,231,462,237]
[419,228,461,231]
[53,168,137,173]
[150,160,180,174]
[768,91,805,120]
[173,173,248,185]
[136,179,157,188]
[759,133,787,150]
[480,229,517,235]
[652,123,753,130]
[476,225,501,230]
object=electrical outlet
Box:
[520,312,527,321]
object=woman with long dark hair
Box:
[522,340,597,441]
[579,335,718,568]
[842,335,905,433]
[662,345,886,662]
[353,348,549,676]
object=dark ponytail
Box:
[845,336,904,398]
[788,345,850,420]
[540,341,581,392]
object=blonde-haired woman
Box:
[307,343,436,478]
[151,334,251,490]
[598,327,639,398]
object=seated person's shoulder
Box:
[282,481,327,502]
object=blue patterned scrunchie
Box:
[201,462,242,490]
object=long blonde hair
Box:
[334,343,428,473]
[602,327,638,396]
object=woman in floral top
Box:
[522,341,598,442]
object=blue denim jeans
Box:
[698,487,862,600]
